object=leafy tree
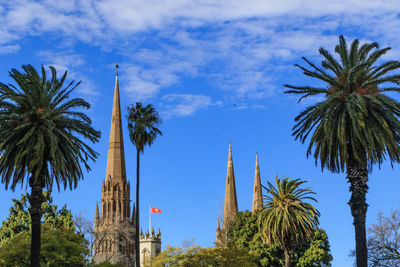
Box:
[126,102,162,267]
[0,227,89,266]
[0,65,100,266]
[226,211,332,267]
[257,176,320,267]
[0,194,89,266]
[367,209,400,266]
[285,35,400,267]
[296,229,332,267]
[151,245,201,266]
[181,246,257,267]
[151,243,257,267]
[0,192,74,248]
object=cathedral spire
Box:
[252,153,263,212]
[95,202,100,228]
[216,219,222,244]
[222,141,238,231]
[105,64,127,184]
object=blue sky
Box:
[1,0,400,266]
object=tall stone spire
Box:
[252,153,263,212]
[95,202,100,229]
[216,219,222,245]
[222,141,238,230]
[105,64,126,184]
[94,65,136,265]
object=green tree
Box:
[0,65,100,266]
[181,246,257,267]
[0,194,89,266]
[151,245,201,266]
[151,243,257,267]
[0,192,74,248]
[284,36,400,267]
[227,211,332,267]
[296,229,332,267]
[258,176,320,267]
[126,102,162,267]
[0,227,89,266]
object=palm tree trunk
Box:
[29,177,44,267]
[135,149,140,267]
[284,247,291,267]
[347,165,368,267]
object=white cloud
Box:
[2,0,400,109]
[0,45,20,54]
[161,94,221,118]
[37,50,99,101]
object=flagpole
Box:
[149,206,151,232]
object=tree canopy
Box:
[0,193,90,266]
[0,192,74,247]
[151,242,257,267]
[226,211,332,267]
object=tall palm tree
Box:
[284,35,400,267]
[0,65,100,266]
[127,102,162,267]
[257,176,320,267]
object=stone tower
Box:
[217,142,238,243]
[94,66,136,266]
[252,153,263,212]
[139,228,161,266]
[222,141,238,230]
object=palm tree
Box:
[284,35,400,267]
[126,102,162,267]
[257,176,320,267]
[0,65,100,266]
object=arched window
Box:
[142,248,149,265]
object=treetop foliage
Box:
[285,35,400,172]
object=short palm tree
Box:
[285,35,400,267]
[257,176,319,267]
[0,65,100,266]
[127,102,162,267]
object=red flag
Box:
[151,206,161,213]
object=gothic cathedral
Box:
[94,67,161,266]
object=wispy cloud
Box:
[161,94,222,118]
[37,50,99,102]
[2,0,400,112]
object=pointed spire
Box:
[216,219,222,244]
[156,228,161,239]
[95,202,100,228]
[105,64,127,184]
[132,204,136,224]
[222,141,238,231]
[252,153,263,212]
[151,227,155,238]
